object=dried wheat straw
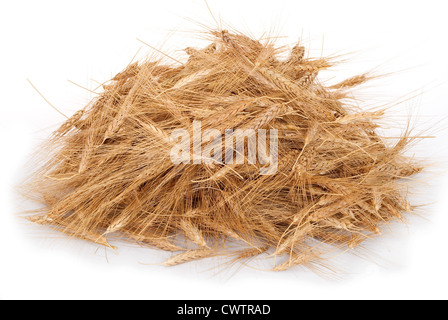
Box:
[24,28,425,272]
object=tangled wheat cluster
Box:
[26,29,423,271]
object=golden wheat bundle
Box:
[25,29,423,271]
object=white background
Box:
[1,0,447,300]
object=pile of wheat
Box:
[25,29,422,271]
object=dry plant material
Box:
[25,29,423,271]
